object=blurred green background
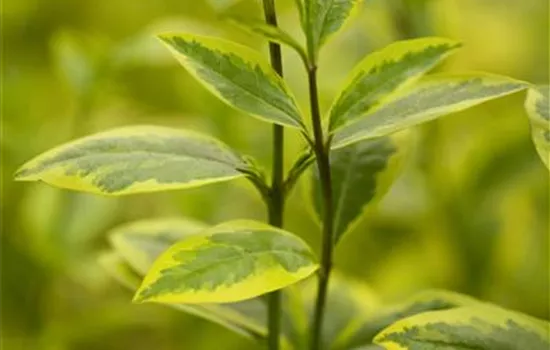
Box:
[2,0,549,349]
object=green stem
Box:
[307,66,334,350]
[262,0,285,349]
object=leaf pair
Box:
[326,38,527,149]
[306,37,526,244]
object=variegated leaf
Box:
[374,305,550,349]
[346,290,480,348]
[103,219,268,339]
[311,130,412,244]
[159,33,304,129]
[332,73,528,149]
[15,126,247,196]
[329,38,461,130]
[134,220,318,304]
[525,85,550,169]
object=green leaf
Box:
[347,290,480,348]
[109,217,208,275]
[525,85,550,169]
[332,73,528,149]
[298,0,361,59]
[311,130,412,244]
[14,125,248,195]
[103,219,268,340]
[283,272,380,350]
[134,220,318,304]
[374,305,550,349]
[227,17,308,65]
[329,38,461,130]
[159,33,304,129]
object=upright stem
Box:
[262,0,284,349]
[307,66,334,350]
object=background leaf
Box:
[525,85,550,169]
[109,218,208,275]
[134,220,318,304]
[311,130,413,244]
[329,37,461,130]
[98,251,143,289]
[332,73,527,149]
[15,125,248,195]
[374,304,550,349]
[159,33,304,128]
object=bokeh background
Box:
[2,0,549,349]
